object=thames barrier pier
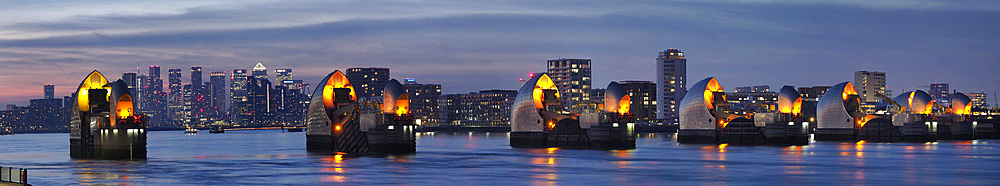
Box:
[364,79,417,154]
[754,86,810,145]
[306,70,367,153]
[70,70,147,160]
[306,71,416,154]
[677,77,759,144]
[814,82,866,141]
[586,82,636,149]
[510,73,589,148]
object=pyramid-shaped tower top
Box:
[253,62,266,70]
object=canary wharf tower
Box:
[656,49,686,124]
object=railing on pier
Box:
[0,166,27,185]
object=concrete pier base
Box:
[975,121,997,139]
[588,123,636,149]
[901,122,937,142]
[510,132,547,148]
[764,122,810,145]
[306,135,334,152]
[814,128,856,141]
[944,121,975,140]
[856,119,901,142]
[677,129,717,144]
[719,119,765,145]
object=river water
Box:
[1,130,999,185]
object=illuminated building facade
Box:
[656,48,686,124]
[854,71,890,103]
[440,90,517,127]
[230,69,249,124]
[929,83,950,105]
[619,81,657,123]
[346,67,390,99]
[167,68,183,122]
[546,58,592,111]
[402,79,441,126]
[44,84,54,99]
[275,69,291,84]
[209,71,226,120]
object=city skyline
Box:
[1,0,998,106]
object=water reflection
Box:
[72,160,145,185]
[320,154,347,183]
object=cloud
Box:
[0,0,998,105]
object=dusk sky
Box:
[1,0,998,106]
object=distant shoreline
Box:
[3,125,679,135]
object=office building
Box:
[275,69,291,84]
[168,68,183,122]
[252,62,268,80]
[230,69,249,124]
[210,71,227,119]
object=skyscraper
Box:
[275,69,291,84]
[230,69,249,124]
[402,78,442,126]
[854,71,890,103]
[252,62,268,80]
[346,67,390,99]
[44,84,54,99]
[210,71,227,119]
[619,81,657,123]
[656,48,686,124]
[246,76,272,126]
[143,65,168,126]
[191,67,203,87]
[929,83,950,105]
[168,68,183,122]
[546,58,592,111]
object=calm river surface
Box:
[2,130,999,185]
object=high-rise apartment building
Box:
[346,67,390,99]
[966,92,989,108]
[438,90,517,127]
[656,48,686,124]
[854,71,890,103]
[546,58,592,111]
[798,86,831,102]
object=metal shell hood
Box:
[777,85,802,115]
[603,82,629,113]
[381,79,409,115]
[511,73,558,132]
[951,92,972,115]
[893,90,933,114]
[817,81,857,129]
[679,77,723,130]
[108,80,136,125]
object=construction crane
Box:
[875,93,903,114]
